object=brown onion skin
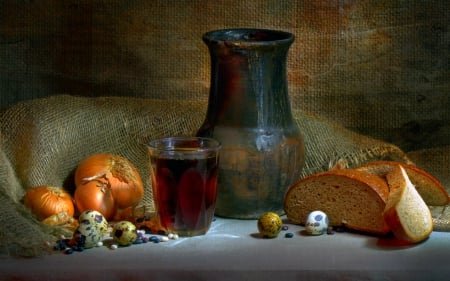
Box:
[74,179,117,220]
[23,185,75,221]
[74,153,144,210]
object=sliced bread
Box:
[284,169,390,235]
[356,160,449,206]
[383,165,433,243]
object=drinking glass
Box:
[148,137,221,236]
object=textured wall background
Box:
[0,0,449,151]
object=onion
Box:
[23,185,75,221]
[74,179,117,220]
[74,153,144,210]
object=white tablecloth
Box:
[1,217,450,281]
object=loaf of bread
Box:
[356,161,449,206]
[284,169,391,235]
[383,165,433,243]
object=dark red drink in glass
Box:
[148,137,221,236]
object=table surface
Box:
[1,217,450,281]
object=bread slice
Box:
[356,161,449,206]
[284,169,390,235]
[383,165,433,243]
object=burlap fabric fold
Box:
[0,95,429,257]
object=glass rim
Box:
[147,136,221,154]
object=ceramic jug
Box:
[197,28,305,219]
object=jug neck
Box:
[203,28,296,128]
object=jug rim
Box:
[202,28,294,47]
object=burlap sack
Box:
[0,94,431,257]
[406,146,450,232]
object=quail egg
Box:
[73,220,104,248]
[113,221,137,246]
[305,210,329,235]
[257,212,282,238]
[78,210,109,235]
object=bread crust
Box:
[356,161,449,206]
[284,169,390,235]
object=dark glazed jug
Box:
[197,28,305,219]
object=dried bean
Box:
[284,232,294,238]
[149,236,160,243]
[327,227,335,235]
[133,238,144,244]
[64,248,74,255]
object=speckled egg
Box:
[305,210,329,235]
[257,212,282,238]
[113,221,137,246]
[74,221,104,248]
[78,210,109,235]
